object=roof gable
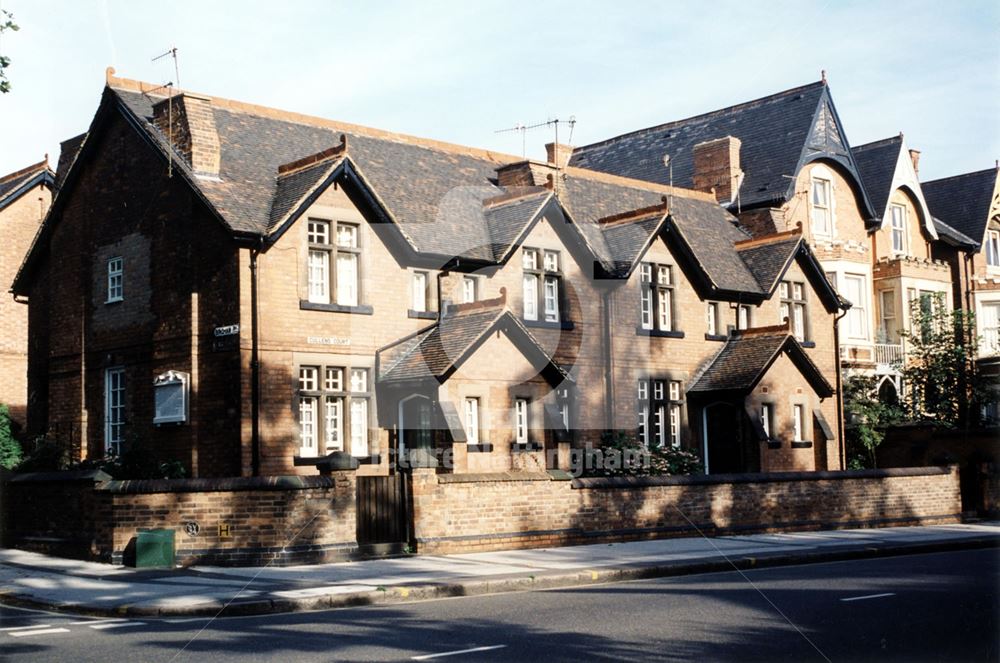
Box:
[689,329,834,396]
[851,135,936,238]
[0,160,54,213]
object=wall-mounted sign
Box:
[184,521,200,537]
[307,336,351,346]
[214,324,240,337]
[153,371,189,425]
[218,523,232,538]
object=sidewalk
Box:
[1,522,997,618]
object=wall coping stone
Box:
[9,470,113,483]
[436,471,552,484]
[571,466,956,489]
[96,474,348,494]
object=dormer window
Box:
[810,176,833,235]
[890,204,907,255]
[106,257,124,303]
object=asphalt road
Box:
[1,548,997,662]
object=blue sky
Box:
[0,0,997,181]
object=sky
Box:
[0,0,998,181]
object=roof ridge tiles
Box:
[106,67,521,165]
[922,167,999,185]
[851,135,904,152]
[277,136,348,176]
[483,189,550,208]
[597,199,668,226]
[735,321,793,337]
[573,80,825,152]
[734,226,802,249]
[561,165,717,202]
[0,158,50,184]
[444,288,508,316]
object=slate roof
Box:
[55,134,87,192]
[851,136,902,218]
[736,236,802,293]
[378,304,567,383]
[569,82,828,209]
[922,168,998,244]
[932,217,979,249]
[0,160,53,211]
[689,329,833,396]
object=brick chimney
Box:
[545,142,573,169]
[909,148,921,176]
[152,93,221,178]
[692,136,743,203]
[496,160,560,192]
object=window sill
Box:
[766,440,782,449]
[511,442,542,453]
[408,309,437,320]
[705,333,728,342]
[300,300,374,315]
[467,443,494,453]
[635,327,684,339]
[105,298,123,305]
[791,441,813,449]
[524,319,575,331]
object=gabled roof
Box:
[377,299,570,384]
[54,134,86,192]
[0,159,54,213]
[851,134,936,238]
[922,167,999,244]
[569,81,877,219]
[735,233,801,293]
[689,327,833,397]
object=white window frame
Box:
[880,290,897,343]
[307,219,361,307]
[987,230,1000,268]
[706,302,719,336]
[462,276,478,304]
[780,280,807,342]
[106,257,124,303]
[890,204,907,255]
[843,274,869,340]
[464,397,480,445]
[810,176,833,236]
[412,271,428,312]
[299,364,369,456]
[761,403,773,438]
[792,404,804,442]
[737,305,751,331]
[104,366,125,455]
[522,248,562,323]
[514,398,529,445]
[640,263,674,332]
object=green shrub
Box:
[584,430,702,477]
[77,435,187,480]
[0,403,23,470]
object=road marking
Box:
[840,592,896,602]
[89,621,145,630]
[9,628,71,637]
[163,618,209,623]
[68,619,124,625]
[412,644,507,660]
[0,624,51,631]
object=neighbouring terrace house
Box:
[567,78,975,404]
[922,165,1000,421]
[0,159,53,427]
[11,69,847,479]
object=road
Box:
[1,548,997,662]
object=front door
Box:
[399,395,434,467]
[703,401,743,474]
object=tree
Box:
[901,295,987,428]
[843,374,903,469]
[0,9,19,94]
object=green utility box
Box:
[135,528,175,568]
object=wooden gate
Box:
[356,472,412,555]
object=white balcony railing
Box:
[981,328,1000,357]
[874,343,904,366]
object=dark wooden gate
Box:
[356,472,412,554]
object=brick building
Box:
[922,165,1000,419]
[569,79,983,407]
[0,159,53,427]
[12,70,846,478]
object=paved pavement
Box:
[0,522,996,617]
[2,548,997,661]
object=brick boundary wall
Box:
[2,472,357,566]
[410,466,962,555]
[2,466,961,565]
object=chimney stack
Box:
[545,142,573,169]
[152,93,221,178]
[909,148,921,176]
[692,136,743,204]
